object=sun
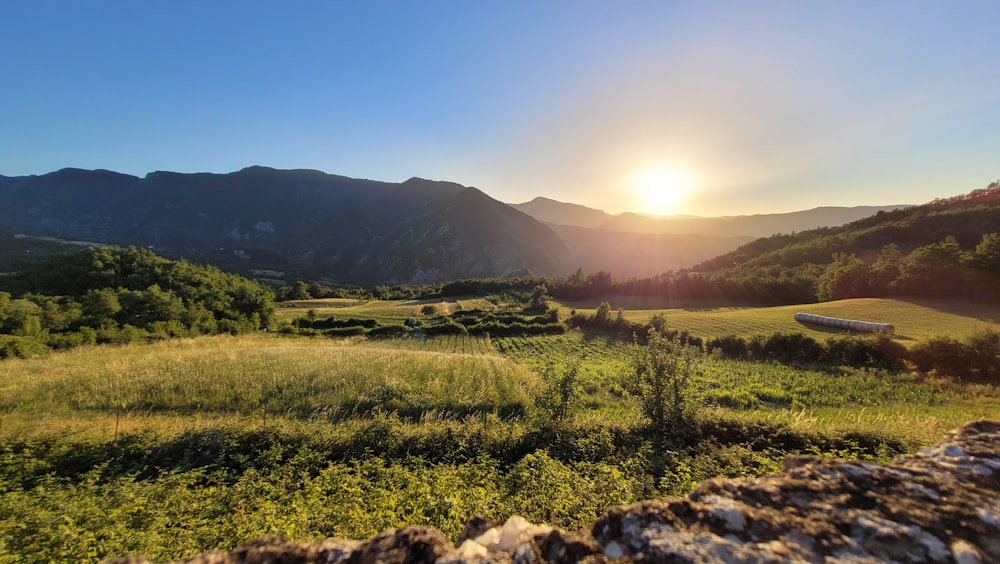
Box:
[629,164,697,215]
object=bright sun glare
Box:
[630,164,697,215]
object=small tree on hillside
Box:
[529,284,548,308]
[975,233,1000,272]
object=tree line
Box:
[0,246,275,358]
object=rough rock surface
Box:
[113,420,1000,563]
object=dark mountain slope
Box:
[0,167,568,284]
[320,186,569,283]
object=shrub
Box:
[537,362,581,421]
[626,328,701,442]
[760,332,824,364]
[0,335,50,359]
[423,318,468,336]
[323,326,366,337]
[705,335,749,359]
[909,329,1000,383]
[367,324,411,338]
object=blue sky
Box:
[2,1,998,216]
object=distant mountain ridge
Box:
[0,167,568,284]
[0,166,916,285]
[511,197,910,238]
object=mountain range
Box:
[511,196,908,239]
[0,167,909,285]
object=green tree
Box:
[974,233,1000,272]
[4,299,43,336]
[868,244,903,295]
[899,236,970,297]
[0,292,9,328]
[529,284,548,308]
[817,253,869,301]
[81,288,123,327]
[289,281,310,301]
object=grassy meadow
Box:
[558,295,1000,343]
[274,296,498,322]
[2,297,999,561]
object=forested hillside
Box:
[443,182,1000,307]
[0,246,274,357]
[685,181,1000,303]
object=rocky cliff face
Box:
[114,420,1000,563]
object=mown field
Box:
[2,298,998,562]
[274,297,499,322]
[558,295,1000,343]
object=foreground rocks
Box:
[114,420,1000,563]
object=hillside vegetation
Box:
[690,181,1000,303]
[0,246,274,358]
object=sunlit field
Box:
[275,297,499,321]
[0,334,538,434]
[2,325,998,561]
[557,296,1000,343]
[5,331,994,447]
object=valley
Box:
[0,178,998,562]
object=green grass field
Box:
[275,296,499,322]
[0,335,538,435]
[2,314,998,561]
[557,296,1000,343]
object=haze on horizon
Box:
[1,1,998,217]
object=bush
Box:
[706,331,908,370]
[367,324,410,338]
[909,329,1000,383]
[0,335,50,359]
[705,335,749,359]
[423,318,468,336]
[537,362,581,421]
[323,326,366,337]
[626,329,701,442]
[821,335,907,368]
[759,332,824,364]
